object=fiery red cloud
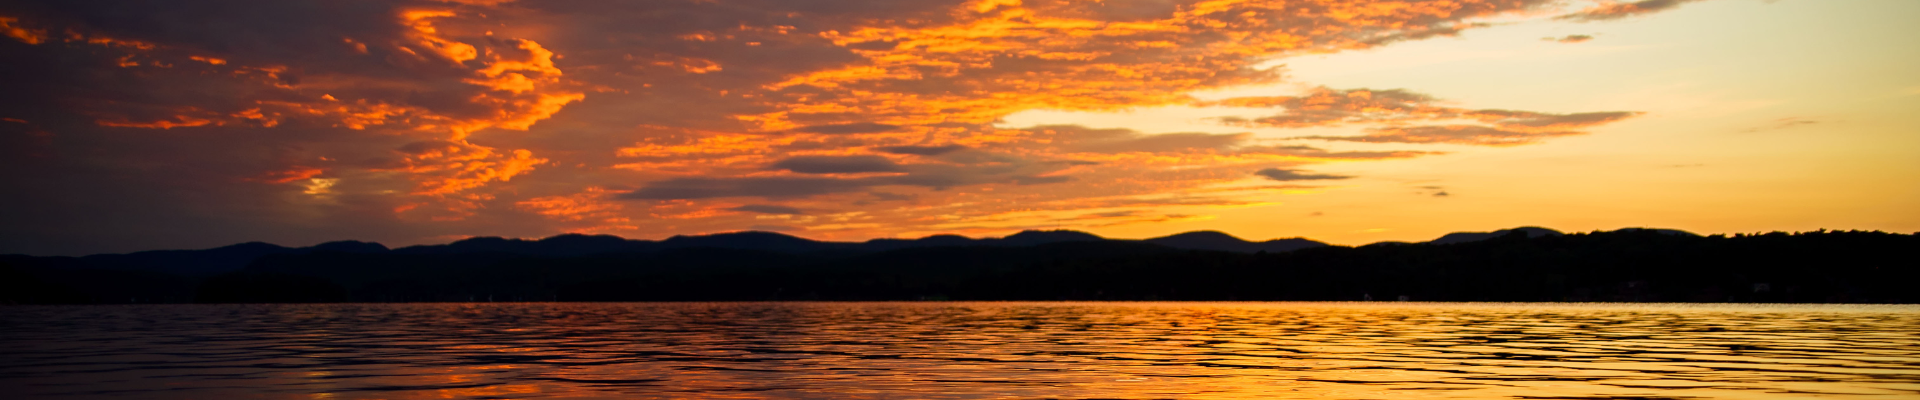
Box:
[0,0,1692,254]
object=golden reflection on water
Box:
[1,302,1917,399]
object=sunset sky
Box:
[2,0,1915,255]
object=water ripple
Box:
[1,302,1916,399]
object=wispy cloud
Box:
[1556,0,1707,22]
[1741,117,1821,133]
[1208,87,1642,145]
[1254,168,1351,182]
[1544,34,1595,43]
[731,204,806,215]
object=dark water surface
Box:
[1,302,1916,399]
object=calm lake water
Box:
[1,302,1916,399]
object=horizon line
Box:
[19,226,1917,258]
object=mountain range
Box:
[4,227,1643,276]
[4,227,1911,304]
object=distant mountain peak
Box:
[449,236,516,245]
[1152,230,1247,241]
[309,241,388,253]
[1609,227,1701,237]
[211,242,290,251]
[539,233,625,241]
[1428,226,1564,245]
[661,231,825,251]
[1143,231,1327,253]
[1002,230,1104,241]
[669,230,814,242]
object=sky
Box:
[1,0,1915,255]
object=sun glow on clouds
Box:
[0,0,1753,251]
[4,3,578,201]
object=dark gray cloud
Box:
[878,144,968,155]
[1010,175,1073,185]
[620,173,1068,200]
[769,155,905,174]
[1489,111,1642,128]
[1072,132,1248,153]
[620,176,876,200]
[730,204,805,215]
[1254,168,1351,181]
[791,122,901,134]
[1019,125,1249,153]
[396,140,461,155]
[625,159,1074,200]
[867,192,914,201]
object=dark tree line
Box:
[3,229,1914,304]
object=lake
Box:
[1,302,1916,399]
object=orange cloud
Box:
[5,7,577,206]
[740,0,1549,132]
[395,140,548,196]
[248,168,325,184]
[95,115,216,129]
[0,16,44,44]
[0,0,1702,251]
[516,187,636,232]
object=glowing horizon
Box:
[2,0,1915,255]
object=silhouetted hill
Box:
[1144,231,1328,253]
[76,242,295,275]
[1612,228,1700,237]
[5,228,1914,304]
[911,234,976,247]
[1428,227,1563,245]
[662,231,845,253]
[308,241,390,253]
[393,235,651,256]
[990,230,1106,246]
[862,234,975,251]
[0,226,1811,276]
[47,241,383,276]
